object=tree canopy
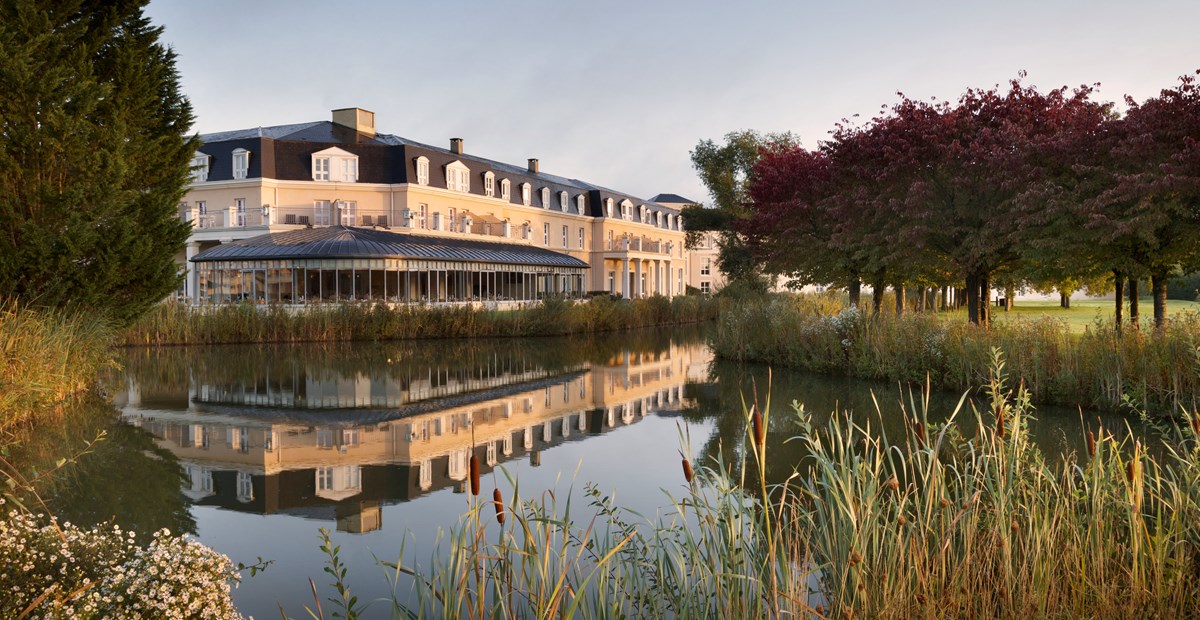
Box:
[741,72,1200,329]
[0,0,195,325]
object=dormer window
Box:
[414,156,430,185]
[445,161,470,192]
[540,188,550,209]
[575,195,585,214]
[232,148,250,180]
[311,147,358,182]
[191,153,210,183]
[638,205,647,223]
[483,171,495,197]
[559,191,569,212]
[521,183,531,206]
[500,179,511,201]
[605,198,614,218]
[620,199,633,221]
[655,212,662,227]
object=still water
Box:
[33,327,1131,617]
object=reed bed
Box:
[299,352,1200,619]
[121,295,718,346]
[713,293,1200,414]
[0,300,116,438]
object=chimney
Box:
[528,158,539,174]
[450,138,463,154]
[331,108,376,137]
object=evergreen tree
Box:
[0,0,195,325]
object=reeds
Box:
[121,295,718,346]
[713,293,1200,414]
[301,349,1200,619]
[0,300,115,438]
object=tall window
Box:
[418,204,428,229]
[234,198,246,226]
[605,198,613,218]
[414,156,430,185]
[543,223,549,245]
[562,225,568,247]
[483,171,495,197]
[541,187,550,209]
[500,179,511,201]
[191,153,210,183]
[521,183,531,206]
[314,200,331,225]
[313,156,330,181]
[559,191,569,211]
[448,207,457,232]
[341,158,358,182]
[232,149,250,180]
[701,258,711,276]
[338,200,357,226]
[578,227,585,249]
[576,195,585,214]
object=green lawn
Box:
[940,298,1200,332]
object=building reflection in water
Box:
[116,337,711,534]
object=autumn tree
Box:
[0,0,195,325]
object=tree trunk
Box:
[940,286,949,312]
[980,274,991,328]
[872,277,885,315]
[1004,286,1015,312]
[1113,271,1124,334]
[1128,277,1139,331]
[1152,271,1168,331]
[1060,292,1070,309]
[895,284,906,316]
[848,278,861,309]
[966,274,980,325]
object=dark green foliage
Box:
[1167,272,1200,301]
[686,130,799,289]
[0,0,195,326]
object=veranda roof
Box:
[190,226,589,269]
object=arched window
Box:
[559,191,569,211]
[500,179,511,201]
[521,183,532,206]
[575,195,585,214]
[414,156,430,185]
[483,171,495,197]
[541,187,551,209]
[605,198,614,218]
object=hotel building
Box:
[179,108,689,305]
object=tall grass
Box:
[713,293,1200,414]
[121,295,718,346]
[0,300,115,438]
[298,351,1200,618]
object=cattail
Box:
[492,488,505,525]
[886,476,899,493]
[682,457,694,483]
[1191,415,1200,437]
[1126,456,1137,483]
[939,498,949,508]
[1086,431,1096,457]
[995,405,1005,440]
[469,454,480,496]
[897,514,907,526]
[849,549,862,565]
[750,405,764,448]
[914,419,926,444]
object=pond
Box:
[22,326,1135,617]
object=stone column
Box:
[620,258,630,299]
[185,242,200,303]
[634,260,643,299]
[665,260,673,299]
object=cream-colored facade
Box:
[179,108,690,302]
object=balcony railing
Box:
[605,238,672,255]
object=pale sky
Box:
[146,0,1199,204]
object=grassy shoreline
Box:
[0,301,116,439]
[712,293,1200,415]
[120,295,720,346]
